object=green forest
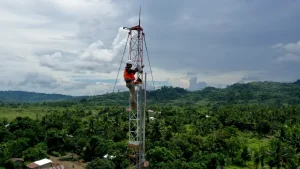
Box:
[1,80,300,169]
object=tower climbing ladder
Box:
[128,82,146,168]
[124,7,149,169]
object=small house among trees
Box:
[26,158,65,169]
[10,158,24,169]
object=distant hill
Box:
[184,81,300,105]
[1,79,300,104]
[86,80,300,106]
[0,91,79,102]
[293,79,300,85]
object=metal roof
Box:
[11,158,24,162]
[26,158,52,168]
[34,158,52,166]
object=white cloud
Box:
[0,10,50,25]
[273,40,300,63]
[137,67,262,89]
[0,71,115,96]
[276,53,300,63]
[47,0,118,19]
[80,40,114,62]
[39,27,129,73]
[188,77,207,91]
[0,0,132,96]
[1,0,300,96]
[182,70,264,87]
[272,41,300,53]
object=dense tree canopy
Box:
[0,80,300,168]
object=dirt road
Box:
[50,154,86,169]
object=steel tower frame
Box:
[124,8,148,169]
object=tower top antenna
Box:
[139,6,141,26]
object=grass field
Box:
[0,106,64,121]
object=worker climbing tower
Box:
[123,7,149,169]
[113,6,153,168]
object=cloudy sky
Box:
[0,0,300,96]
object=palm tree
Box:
[265,138,296,169]
[259,146,266,168]
[149,119,166,142]
[287,128,300,153]
[85,117,96,136]
[241,146,251,166]
[253,150,260,169]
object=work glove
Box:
[140,65,144,73]
[136,64,143,73]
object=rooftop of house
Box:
[26,158,53,168]
[26,162,39,169]
[35,158,52,166]
[11,158,24,162]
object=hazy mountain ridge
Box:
[86,80,300,106]
[0,80,300,104]
[0,91,80,102]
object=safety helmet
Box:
[126,60,133,65]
